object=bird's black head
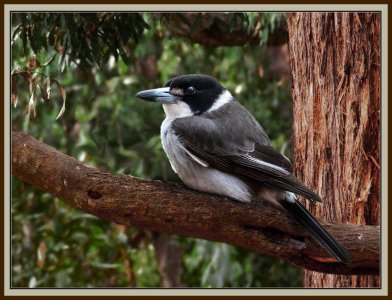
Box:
[136,74,232,118]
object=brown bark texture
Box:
[288,12,380,288]
[12,130,379,275]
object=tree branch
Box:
[159,13,287,47]
[11,130,380,275]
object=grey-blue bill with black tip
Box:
[135,87,176,104]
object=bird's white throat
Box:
[162,101,193,119]
[162,89,233,119]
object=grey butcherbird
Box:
[136,74,351,264]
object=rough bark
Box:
[12,130,379,275]
[288,12,380,287]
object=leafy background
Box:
[11,12,301,287]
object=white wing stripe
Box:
[245,155,291,175]
[185,148,209,167]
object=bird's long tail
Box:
[280,193,351,264]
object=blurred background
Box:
[11,12,301,287]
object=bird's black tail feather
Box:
[281,196,351,264]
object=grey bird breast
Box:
[160,117,253,203]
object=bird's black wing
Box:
[171,102,321,202]
[185,142,322,202]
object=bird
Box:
[136,74,351,264]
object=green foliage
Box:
[181,239,300,288]
[12,13,149,67]
[11,12,301,288]
[12,181,160,287]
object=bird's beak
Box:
[135,87,176,104]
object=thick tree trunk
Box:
[288,12,380,288]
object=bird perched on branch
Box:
[136,74,351,264]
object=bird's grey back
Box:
[173,99,272,156]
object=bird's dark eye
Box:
[185,86,196,95]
